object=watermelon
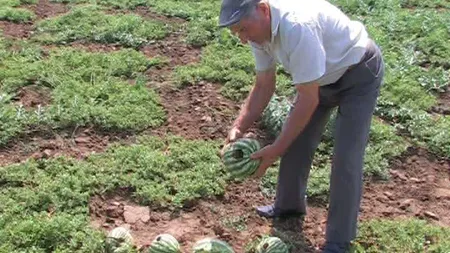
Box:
[192,238,235,253]
[221,137,261,178]
[255,236,288,253]
[261,94,292,138]
[105,227,134,253]
[148,233,181,253]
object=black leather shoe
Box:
[255,204,305,218]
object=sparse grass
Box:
[46,75,166,131]
[0,135,228,251]
[248,218,450,253]
[352,218,450,252]
[174,36,254,101]
[0,6,35,23]
[0,0,37,22]
[0,93,27,145]
[0,38,166,145]
[34,5,170,47]
[174,30,294,101]
[220,215,248,232]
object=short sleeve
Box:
[288,24,326,84]
[250,43,276,72]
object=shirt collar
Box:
[269,0,281,44]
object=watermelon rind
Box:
[105,227,134,253]
[222,138,261,178]
[255,236,288,253]
[148,233,181,253]
[192,238,235,253]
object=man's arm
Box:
[232,67,277,133]
[273,82,319,154]
[249,80,320,178]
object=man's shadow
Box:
[268,216,319,253]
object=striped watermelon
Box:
[148,233,181,253]
[255,236,288,253]
[221,137,261,178]
[105,227,134,253]
[192,238,235,253]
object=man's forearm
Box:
[273,87,319,154]
[233,83,275,131]
[233,70,276,132]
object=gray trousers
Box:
[274,39,385,243]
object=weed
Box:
[34,5,170,47]
[352,218,450,252]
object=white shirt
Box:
[250,0,370,86]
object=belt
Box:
[347,39,375,71]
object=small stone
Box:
[376,196,389,203]
[75,137,90,143]
[436,188,450,199]
[399,199,414,210]
[161,212,171,221]
[315,226,323,234]
[43,149,52,158]
[424,211,439,220]
[106,217,115,223]
[384,191,394,200]
[123,205,150,224]
[390,170,408,181]
[409,177,421,183]
[106,206,120,218]
[201,116,212,122]
[31,152,43,160]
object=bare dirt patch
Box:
[431,89,450,115]
[66,42,124,53]
[88,147,450,252]
[0,127,130,166]
[0,0,68,39]
[132,6,186,25]
[361,147,450,227]
[12,84,52,109]
[24,0,69,20]
[89,180,317,253]
[142,33,201,83]
[0,20,33,39]
[149,81,270,144]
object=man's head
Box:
[219,0,272,45]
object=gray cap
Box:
[218,0,260,27]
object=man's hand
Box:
[226,126,243,144]
[220,68,276,158]
[250,143,283,178]
[220,126,243,157]
[220,127,259,157]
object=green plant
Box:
[34,5,169,47]
[352,218,450,252]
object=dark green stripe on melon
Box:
[222,138,261,179]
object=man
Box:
[218,0,385,252]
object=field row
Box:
[0,0,449,251]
